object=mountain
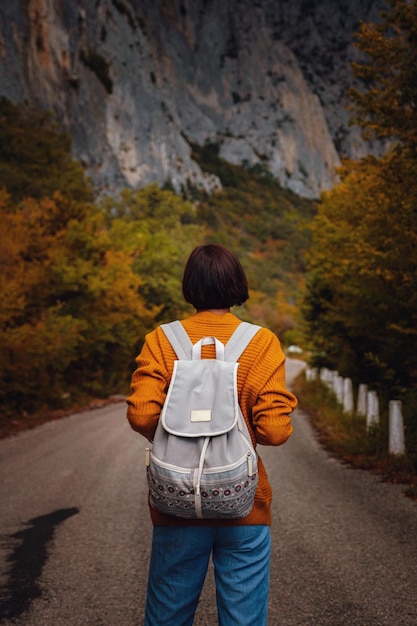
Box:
[0,0,384,198]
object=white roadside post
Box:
[306,367,318,382]
[343,378,354,414]
[321,368,333,390]
[366,390,380,430]
[333,374,344,405]
[357,383,368,417]
[389,400,405,456]
[329,370,337,391]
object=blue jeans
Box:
[144,525,271,626]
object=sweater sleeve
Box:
[126,330,171,441]
[248,331,297,446]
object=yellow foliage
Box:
[0,191,155,411]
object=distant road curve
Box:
[0,357,416,625]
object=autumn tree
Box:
[0,100,158,413]
[303,0,417,404]
[304,154,417,391]
[101,185,206,322]
[0,98,316,416]
[349,0,417,154]
[0,178,207,414]
[0,190,156,413]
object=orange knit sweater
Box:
[126,311,297,526]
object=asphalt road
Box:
[0,358,416,625]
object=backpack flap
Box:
[161,359,239,437]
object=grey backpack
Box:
[145,320,261,519]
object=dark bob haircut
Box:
[182,244,249,310]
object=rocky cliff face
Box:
[0,0,383,198]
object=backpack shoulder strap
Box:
[160,321,193,360]
[225,322,262,362]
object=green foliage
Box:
[191,142,316,336]
[101,185,206,322]
[0,102,316,418]
[0,101,155,414]
[0,98,93,202]
[0,190,155,412]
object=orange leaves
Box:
[0,190,155,411]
